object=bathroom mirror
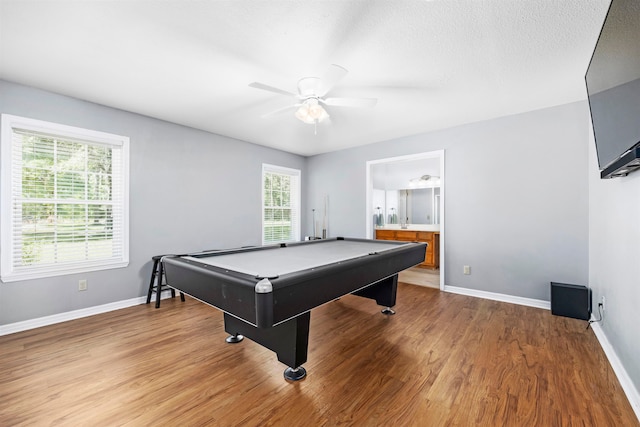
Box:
[384,188,440,225]
[370,156,442,228]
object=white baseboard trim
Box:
[590,320,640,422]
[0,290,175,337]
[444,285,551,310]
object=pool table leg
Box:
[352,274,398,315]
[223,311,311,381]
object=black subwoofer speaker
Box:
[550,282,591,320]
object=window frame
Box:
[261,163,301,245]
[1,114,130,282]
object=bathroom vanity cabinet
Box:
[375,229,440,269]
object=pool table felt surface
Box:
[184,239,405,278]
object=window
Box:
[262,164,300,244]
[1,114,129,282]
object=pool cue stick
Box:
[322,195,327,239]
[312,209,316,239]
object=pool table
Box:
[162,237,427,381]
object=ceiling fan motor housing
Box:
[297,77,322,97]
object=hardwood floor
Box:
[0,283,637,426]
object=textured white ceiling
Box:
[0,0,610,156]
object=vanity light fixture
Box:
[409,174,440,188]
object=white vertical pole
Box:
[322,194,328,239]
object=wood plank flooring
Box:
[0,283,637,426]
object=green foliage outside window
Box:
[18,134,115,266]
[263,172,294,243]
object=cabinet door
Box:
[375,230,396,240]
[395,231,418,241]
[417,232,434,267]
[416,232,433,241]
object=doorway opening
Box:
[366,150,444,290]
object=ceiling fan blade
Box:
[317,64,348,96]
[261,104,299,118]
[249,82,297,98]
[322,97,378,108]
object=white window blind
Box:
[262,164,301,244]
[1,115,129,282]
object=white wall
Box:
[0,80,306,325]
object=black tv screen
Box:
[585,0,640,178]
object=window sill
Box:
[1,260,129,283]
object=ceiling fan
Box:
[248,64,377,131]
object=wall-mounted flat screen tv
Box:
[585,0,640,179]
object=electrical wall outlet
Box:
[600,296,605,311]
[78,279,88,291]
[463,265,471,275]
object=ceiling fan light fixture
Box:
[295,99,329,124]
[249,64,376,129]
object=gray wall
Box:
[0,80,306,325]
[588,123,640,396]
[306,101,589,301]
